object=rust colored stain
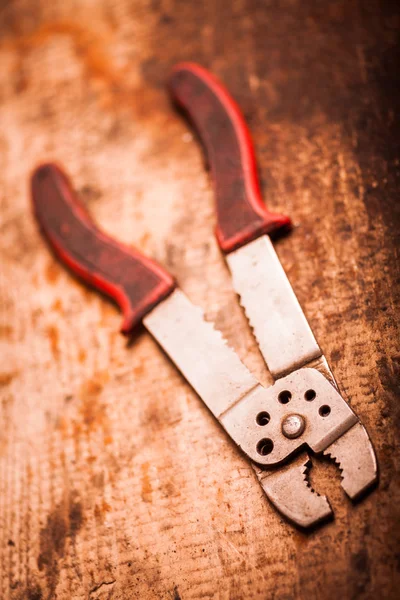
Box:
[78,348,86,363]
[51,298,63,313]
[79,391,106,429]
[133,363,145,377]
[54,372,113,458]
[26,464,33,484]
[1,19,168,123]
[80,373,109,396]
[68,419,81,460]
[2,19,132,120]
[163,480,180,499]
[31,309,42,328]
[2,20,118,84]
[77,371,113,446]
[0,325,13,339]
[91,471,105,489]
[94,499,111,525]
[55,416,68,438]
[79,373,108,428]
[38,492,83,597]
[141,462,152,503]
[103,433,113,445]
[45,260,60,284]
[46,325,60,361]
[0,371,18,387]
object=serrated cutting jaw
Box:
[145,290,378,529]
[253,421,377,529]
[223,235,378,527]
[254,454,332,529]
[322,421,378,501]
[144,265,378,529]
[220,367,377,528]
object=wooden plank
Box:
[0,1,399,598]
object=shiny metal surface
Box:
[254,453,332,528]
[144,289,260,418]
[323,422,378,500]
[220,367,358,465]
[144,282,377,529]
[282,414,306,439]
[227,235,321,378]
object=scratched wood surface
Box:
[1,1,399,598]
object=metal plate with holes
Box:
[220,368,358,466]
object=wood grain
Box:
[0,1,399,598]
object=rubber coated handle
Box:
[169,63,291,254]
[31,164,176,334]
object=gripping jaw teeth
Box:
[323,421,378,500]
[253,422,377,528]
[253,453,332,529]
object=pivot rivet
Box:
[282,414,305,439]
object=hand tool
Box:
[31,63,377,529]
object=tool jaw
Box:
[254,420,378,529]
[220,368,358,466]
[254,454,333,529]
[244,368,378,529]
[323,421,378,500]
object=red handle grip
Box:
[169,63,291,253]
[31,164,176,334]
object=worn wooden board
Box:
[1,1,399,598]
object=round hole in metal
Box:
[278,390,292,404]
[319,405,331,417]
[256,411,271,426]
[256,438,274,456]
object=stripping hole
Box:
[278,390,292,404]
[319,405,331,417]
[305,389,316,401]
[257,438,274,456]
[256,411,271,426]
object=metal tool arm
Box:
[31,163,259,418]
[169,63,320,378]
[144,290,259,418]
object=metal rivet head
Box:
[281,414,306,439]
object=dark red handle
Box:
[31,164,176,334]
[169,63,291,253]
